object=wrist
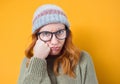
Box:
[33,55,46,60]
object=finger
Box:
[45,43,49,46]
[38,39,45,44]
[37,39,49,46]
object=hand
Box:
[33,39,50,59]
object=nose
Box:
[51,34,59,45]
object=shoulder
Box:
[21,57,28,65]
[19,57,27,71]
[18,57,28,83]
[78,50,93,67]
[80,50,92,63]
[77,51,98,84]
[19,57,29,70]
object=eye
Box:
[57,29,65,35]
[41,32,51,37]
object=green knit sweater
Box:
[18,50,98,84]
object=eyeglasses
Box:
[37,29,69,42]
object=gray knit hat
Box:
[32,4,70,33]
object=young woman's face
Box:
[38,23,66,56]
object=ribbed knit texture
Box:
[18,50,98,84]
[32,4,70,33]
[26,57,47,76]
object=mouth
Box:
[51,47,60,51]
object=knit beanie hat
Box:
[32,4,70,33]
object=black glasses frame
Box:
[36,28,69,42]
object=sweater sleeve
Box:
[83,51,98,84]
[18,57,51,84]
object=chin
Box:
[50,53,59,56]
[49,51,60,56]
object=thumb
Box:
[36,39,45,44]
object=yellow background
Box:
[0,0,120,84]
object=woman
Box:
[18,4,98,84]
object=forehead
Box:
[39,23,65,32]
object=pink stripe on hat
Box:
[33,9,66,25]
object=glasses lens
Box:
[37,29,68,41]
[39,32,52,41]
[56,29,67,39]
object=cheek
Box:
[60,40,65,47]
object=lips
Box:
[51,47,60,51]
